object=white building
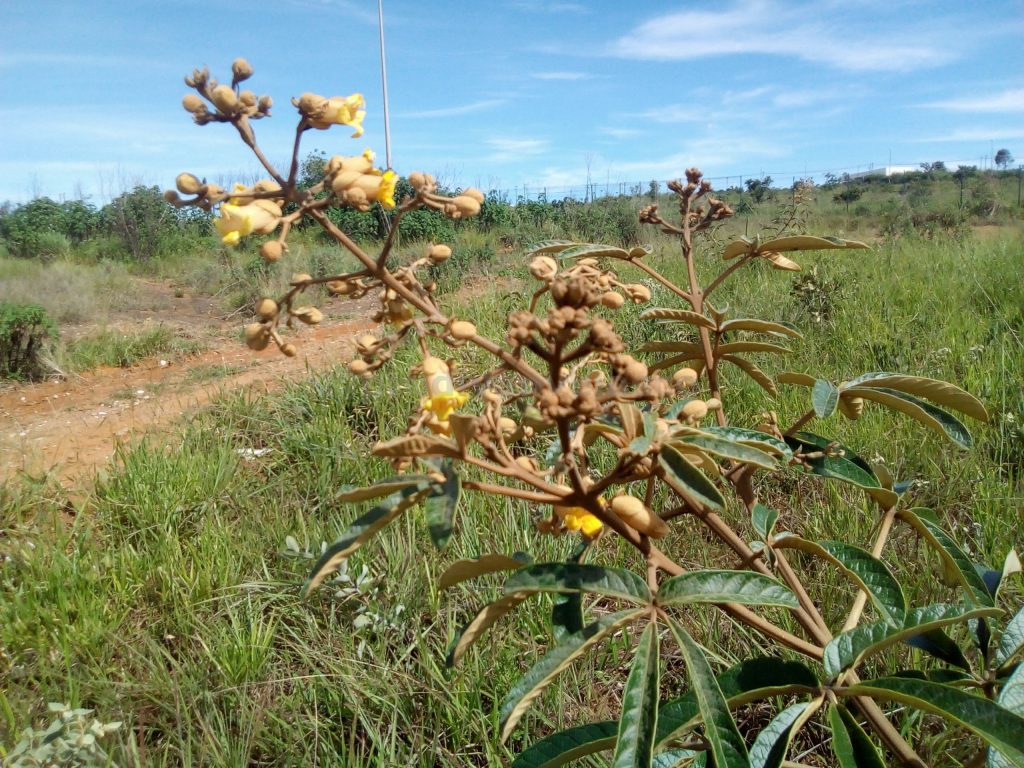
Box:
[847,165,919,180]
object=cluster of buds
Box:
[181,59,272,126]
[294,92,366,137]
[324,150,397,211]
[405,173,486,220]
[242,275,324,357]
[641,168,734,236]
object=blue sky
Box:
[1,0,1022,204]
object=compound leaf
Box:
[503,563,652,604]
[612,622,660,768]
[658,570,798,609]
[511,721,617,768]
[844,386,973,449]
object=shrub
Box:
[101,185,179,261]
[0,302,56,380]
[164,57,1023,768]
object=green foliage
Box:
[4,703,121,768]
[0,198,102,259]
[100,185,179,261]
[0,302,55,380]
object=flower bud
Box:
[296,92,328,117]
[260,241,283,263]
[408,172,426,190]
[356,334,382,357]
[839,396,864,421]
[681,400,709,421]
[211,85,238,114]
[348,358,370,376]
[231,57,254,82]
[623,283,652,303]
[600,291,625,309]
[529,255,558,282]
[450,320,477,340]
[281,343,297,357]
[256,298,278,320]
[672,367,699,388]
[182,94,205,113]
[244,323,269,350]
[461,187,485,204]
[327,280,355,296]
[292,273,312,284]
[498,417,518,437]
[175,172,203,195]
[428,244,452,263]
[293,306,323,325]
[705,397,722,411]
[239,90,257,108]
[610,495,668,538]
[163,189,181,204]
[258,95,273,112]
[451,195,481,218]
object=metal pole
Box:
[377,0,392,170]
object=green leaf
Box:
[665,619,749,768]
[897,508,994,607]
[676,433,778,469]
[335,474,433,503]
[640,307,716,329]
[829,704,885,768]
[425,461,461,549]
[905,629,972,670]
[651,749,703,768]
[824,604,1002,679]
[717,318,802,338]
[752,503,780,540]
[503,563,653,604]
[777,371,817,388]
[559,243,633,260]
[526,240,581,256]
[656,657,819,746]
[842,372,989,422]
[719,354,778,397]
[990,663,1024,767]
[305,485,431,595]
[500,609,645,741]
[552,541,589,641]
[812,379,840,418]
[447,593,531,666]
[844,386,974,449]
[845,677,1024,764]
[759,235,870,253]
[659,444,726,512]
[995,605,1024,670]
[749,702,814,768]
[784,432,897,508]
[612,622,660,768]
[702,427,793,460]
[658,570,799,609]
[511,722,618,768]
[771,537,906,626]
[439,553,530,590]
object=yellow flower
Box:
[420,356,469,429]
[213,202,280,246]
[310,93,366,136]
[555,506,604,539]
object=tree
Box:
[995,148,1014,170]
[833,186,863,213]
[744,175,773,203]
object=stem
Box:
[841,506,897,632]
[785,409,816,436]
[234,117,287,188]
[627,259,694,303]
[704,253,755,299]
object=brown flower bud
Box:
[611,495,668,538]
[450,320,477,340]
[348,358,370,376]
[175,172,203,195]
[211,85,238,114]
[182,94,205,113]
[672,367,699,388]
[256,298,278,321]
[244,323,269,350]
[258,95,273,112]
[292,306,323,325]
[260,241,283,263]
[292,273,312,284]
[681,400,709,421]
[296,92,327,117]
[327,280,356,296]
[231,57,254,82]
[163,189,181,204]
[356,334,382,356]
[281,343,297,358]
[428,244,452,263]
[450,195,481,218]
[600,291,625,309]
[461,187,485,203]
[239,90,257,108]
[623,359,649,384]
[529,256,558,282]
[623,283,652,303]
[838,396,864,421]
[705,397,722,411]
[498,417,518,437]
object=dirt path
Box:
[1,299,375,487]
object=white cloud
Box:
[510,1,587,13]
[918,127,1024,143]
[920,88,1024,113]
[599,127,643,139]
[486,137,549,162]
[400,99,505,118]
[611,0,953,72]
[531,71,590,81]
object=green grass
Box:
[60,325,205,372]
[1,214,1022,765]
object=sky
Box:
[1,0,1022,204]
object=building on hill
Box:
[847,165,919,180]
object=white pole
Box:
[377,0,392,170]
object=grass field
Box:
[1,184,1023,765]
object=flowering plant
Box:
[169,59,1024,768]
